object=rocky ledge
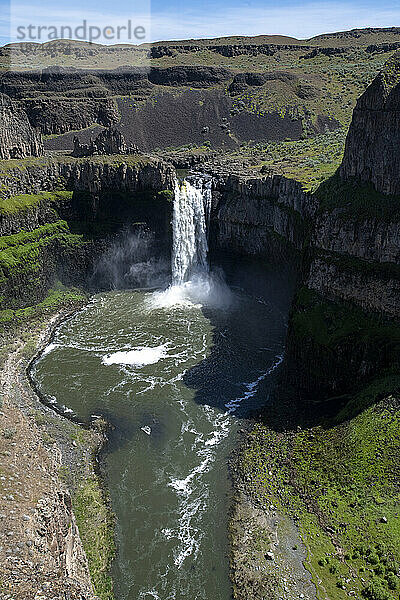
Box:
[340,50,400,195]
[0,310,111,599]
[0,153,175,201]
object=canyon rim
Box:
[0,15,399,600]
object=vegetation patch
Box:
[219,129,346,190]
[292,286,400,356]
[0,221,85,305]
[73,475,116,600]
[0,190,73,215]
[239,391,400,600]
[316,174,400,221]
[0,286,87,324]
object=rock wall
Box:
[0,155,175,310]
[201,161,399,402]
[209,172,315,257]
[277,51,400,403]
[340,51,400,195]
[0,66,232,135]
[25,96,120,136]
[0,93,43,159]
[0,155,175,203]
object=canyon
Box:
[0,30,399,600]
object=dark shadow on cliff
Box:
[180,250,399,431]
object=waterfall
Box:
[171,177,212,285]
[150,175,232,309]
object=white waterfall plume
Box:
[171,177,212,285]
[150,175,232,309]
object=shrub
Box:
[386,574,398,590]
[2,427,16,439]
[362,579,391,600]
[329,564,338,574]
[374,564,386,576]
[385,560,398,574]
[367,553,380,566]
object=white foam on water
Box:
[168,457,210,496]
[174,495,204,568]
[138,590,161,600]
[225,353,284,413]
[164,406,232,570]
[149,274,233,310]
[102,345,168,367]
[42,342,57,355]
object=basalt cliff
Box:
[0,30,399,600]
[0,92,43,159]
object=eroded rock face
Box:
[209,173,315,256]
[340,51,400,195]
[25,96,120,136]
[0,155,175,202]
[72,127,139,157]
[0,93,43,159]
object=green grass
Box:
[0,286,87,324]
[222,129,347,190]
[240,392,400,600]
[0,221,84,291]
[0,190,73,215]
[292,286,400,353]
[73,476,115,600]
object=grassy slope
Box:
[0,220,85,310]
[240,390,400,600]
[0,190,73,214]
[72,475,116,599]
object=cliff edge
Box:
[340,50,400,194]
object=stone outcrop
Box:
[0,66,232,136]
[0,93,43,159]
[306,255,400,318]
[208,172,315,256]
[339,51,400,195]
[25,96,120,136]
[0,155,175,204]
[0,65,232,99]
[282,53,400,401]
[72,127,139,157]
[227,71,298,96]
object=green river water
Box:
[32,257,294,600]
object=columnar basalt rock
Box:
[72,127,139,158]
[0,93,43,159]
[0,155,175,204]
[208,172,315,255]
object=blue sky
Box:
[1,0,400,45]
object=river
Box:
[31,177,295,600]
